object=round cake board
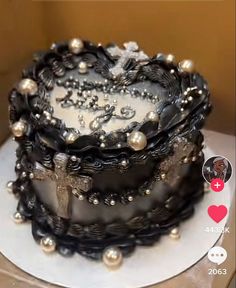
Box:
[0,139,233,288]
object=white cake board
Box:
[0,133,234,288]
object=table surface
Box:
[0,130,235,288]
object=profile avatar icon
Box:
[202,156,232,183]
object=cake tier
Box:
[8,38,211,260]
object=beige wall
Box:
[0,0,235,143]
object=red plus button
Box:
[210,178,224,192]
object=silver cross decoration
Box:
[107,41,149,77]
[33,153,92,219]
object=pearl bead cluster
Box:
[180,86,203,112]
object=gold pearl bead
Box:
[127,131,147,151]
[11,121,27,137]
[6,181,14,193]
[68,38,84,54]
[12,212,26,224]
[178,60,195,73]
[102,247,123,269]
[166,54,175,63]
[146,111,160,122]
[78,61,88,74]
[17,78,38,95]
[40,236,56,253]
[169,227,180,240]
[65,131,79,144]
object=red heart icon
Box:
[208,205,228,223]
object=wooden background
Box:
[0,0,235,144]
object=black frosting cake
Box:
[7,38,211,268]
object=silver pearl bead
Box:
[12,212,26,224]
[78,61,88,74]
[145,189,151,195]
[161,173,166,180]
[104,94,109,101]
[100,143,106,148]
[78,194,84,201]
[127,131,147,151]
[102,247,123,269]
[71,155,77,161]
[29,172,34,179]
[21,171,27,178]
[16,163,21,169]
[113,99,118,106]
[169,227,181,240]
[11,121,27,137]
[93,198,99,205]
[40,235,56,253]
[166,54,175,63]
[121,159,128,167]
[146,111,160,122]
[128,196,133,202]
[6,181,14,193]
[65,131,79,144]
[78,115,84,121]
[68,38,84,54]
[183,157,188,163]
[50,119,57,125]
[99,134,105,141]
[80,120,85,128]
[110,199,116,206]
[192,156,197,162]
[178,60,195,73]
[17,78,38,96]
[89,119,101,131]
[72,188,79,196]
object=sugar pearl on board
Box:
[17,78,38,96]
[102,247,123,269]
[40,235,57,253]
[11,121,27,137]
[12,212,26,224]
[78,61,88,74]
[68,38,84,54]
[169,227,181,239]
[178,60,195,73]
[6,181,14,193]
[146,111,160,122]
[127,131,147,151]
